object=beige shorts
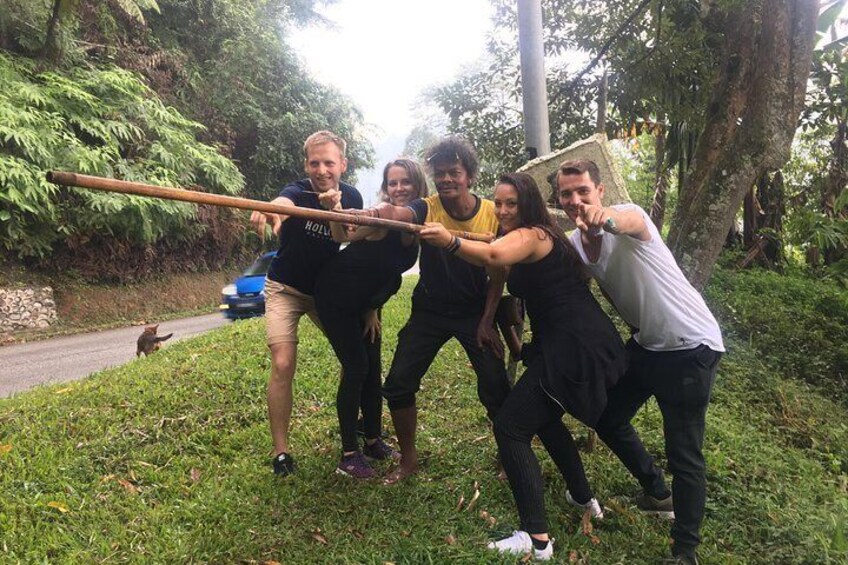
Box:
[264,278,323,346]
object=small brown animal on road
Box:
[136,324,173,357]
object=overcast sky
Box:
[290,0,496,202]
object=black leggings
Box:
[320,312,383,453]
[493,359,594,534]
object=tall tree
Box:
[666,0,819,289]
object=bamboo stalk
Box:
[46,172,495,242]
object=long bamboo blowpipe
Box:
[46,172,495,242]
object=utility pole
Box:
[517,0,551,160]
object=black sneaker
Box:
[634,492,675,519]
[272,452,296,476]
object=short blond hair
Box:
[303,130,347,158]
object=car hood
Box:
[235,275,266,294]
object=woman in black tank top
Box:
[420,173,626,561]
[313,159,426,479]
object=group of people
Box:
[250,130,723,565]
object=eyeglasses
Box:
[426,150,461,164]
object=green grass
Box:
[1,278,847,563]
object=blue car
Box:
[220,251,276,320]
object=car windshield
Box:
[242,254,274,277]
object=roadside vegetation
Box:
[1,276,846,564]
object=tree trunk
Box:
[595,67,607,134]
[40,0,64,62]
[666,0,818,290]
[649,123,669,231]
[823,120,847,265]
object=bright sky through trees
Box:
[290,0,495,199]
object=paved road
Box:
[0,313,229,398]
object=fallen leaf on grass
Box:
[470,435,489,444]
[349,528,364,539]
[309,529,328,545]
[478,510,496,527]
[118,479,139,494]
[261,561,281,565]
[190,468,201,482]
[444,534,456,545]
[456,493,465,511]
[55,387,72,394]
[466,481,480,511]
[47,501,69,513]
[0,444,12,455]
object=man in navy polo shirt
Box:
[250,130,363,477]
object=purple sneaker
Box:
[362,438,401,461]
[336,452,376,479]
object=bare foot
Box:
[383,464,418,485]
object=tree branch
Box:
[566,0,654,89]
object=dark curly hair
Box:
[423,136,479,184]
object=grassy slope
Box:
[1,278,846,564]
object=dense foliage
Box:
[0,53,246,275]
[707,264,848,399]
[425,0,720,190]
[0,0,373,277]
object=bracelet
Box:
[603,216,619,234]
[446,236,461,254]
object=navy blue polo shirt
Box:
[266,179,363,295]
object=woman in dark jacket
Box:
[420,172,625,561]
[314,158,427,479]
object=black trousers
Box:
[493,359,594,534]
[382,309,510,420]
[594,340,721,555]
[320,312,383,453]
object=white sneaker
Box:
[487,530,532,555]
[566,490,604,519]
[534,538,554,561]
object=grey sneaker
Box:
[336,451,376,479]
[272,452,296,476]
[565,490,604,519]
[635,492,675,519]
[362,438,400,461]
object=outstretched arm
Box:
[419,223,542,267]
[317,188,384,242]
[575,203,651,242]
[250,196,294,239]
[346,201,416,223]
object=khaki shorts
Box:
[264,278,323,346]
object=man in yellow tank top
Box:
[358,136,510,484]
